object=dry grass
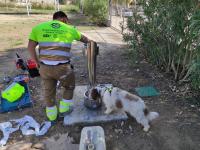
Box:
[0,14,95,52]
[0,14,51,52]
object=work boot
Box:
[46,106,58,124]
[59,99,73,118]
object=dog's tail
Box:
[147,112,159,121]
[144,108,159,121]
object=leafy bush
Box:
[0,1,54,10]
[31,2,54,10]
[83,0,108,25]
[0,2,15,8]
[123,0,200,90]
[72,0,81,6]
[62,4,80,13]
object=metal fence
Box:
[109,0,134,33]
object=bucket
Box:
[83,90,102,110]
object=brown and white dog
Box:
[89,86,159,132]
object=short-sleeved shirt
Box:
[29,20,81,65]
[29,20,81,43]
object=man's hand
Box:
[28,40,39,66]
[80,34,90,43]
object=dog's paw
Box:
[143,126,150,132]
[104,109,112,114]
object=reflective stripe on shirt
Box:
[40,60,69,65]
[40,50,72,57]
[39,42,72,48]
[39,55,70,61]
[39,46,70,51]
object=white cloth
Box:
[0,122,19,146]
[0,115,51,146]
[13,115,51,136]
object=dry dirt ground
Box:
[0,14,200,150]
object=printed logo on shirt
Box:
[53,34,57,38]
[51,23,61,29]
[43,34,50,37]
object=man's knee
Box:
[59,71,75,89]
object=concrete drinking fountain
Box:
[64,41,128,126]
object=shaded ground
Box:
[0,14,200,150]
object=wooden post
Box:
[5,0,8,11]
[54,0,60,11]
[26,0,30,16]
[80,0,83,13]
[107,0,112,26]
[135,0,137,9]
[57,0,60,11]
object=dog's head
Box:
[88,87,101,100]
[88,84,113,100]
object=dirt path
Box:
[77,28,200,150]
[0,14,200,150]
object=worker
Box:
[28,11,89,122]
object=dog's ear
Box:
[90,88,101,100]
[96,87,102,94]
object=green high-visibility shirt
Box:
[29,20,81,43]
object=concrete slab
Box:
[64,86,128,126]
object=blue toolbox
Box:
[0,75,32,113]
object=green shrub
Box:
[0,2,16,8]
[72,0,81,6]
[0,1,54,10]
[190,61,200,90]
[31,2,54,10]
[62,4,80,13]
[83,0,108,25]
[124,0,200,90]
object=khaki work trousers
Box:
[39,63,75,107]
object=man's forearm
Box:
[28,40,38,63]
